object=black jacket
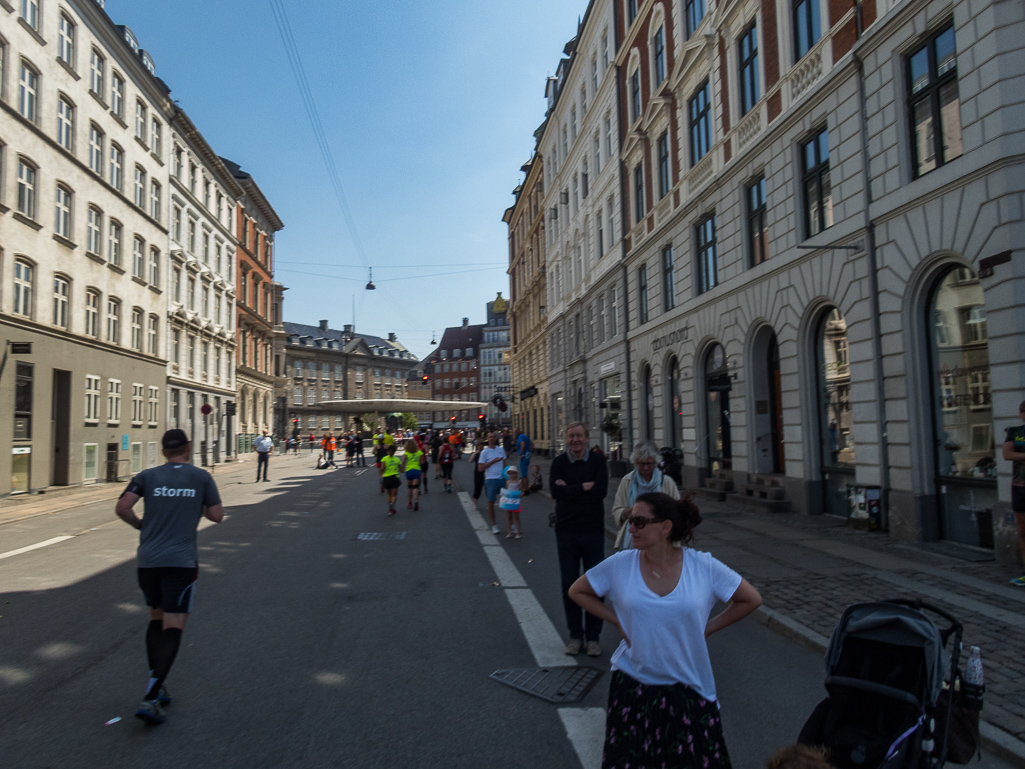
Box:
[549,451,609,534]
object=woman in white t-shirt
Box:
[569,492,762,768]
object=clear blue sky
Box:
[118,0,587,359]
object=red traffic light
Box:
[422,374,429,382]
[450,415,456,422]
[478,414,485,421]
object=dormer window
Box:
[123,28,139,53]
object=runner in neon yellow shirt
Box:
[401,440,424,511]
[378,445,402,515]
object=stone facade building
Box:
[479,293,512,429]
[224,158,284,451]
[605,0,1024,557]
[282,321,417,436]
[505,154,552,454]
[538,0,627,457]
[0,0,172,492]
[425,319,484,429]
[165,113,240,464]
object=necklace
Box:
[644,550,679,579]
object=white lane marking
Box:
[481,545,528,588]
[558,708,606,769]
[0,535,75,560]
[459,491,604,768]
[504,587,575,667]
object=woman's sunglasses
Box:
[627,515,665,529]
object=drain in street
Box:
[489,666,602,703]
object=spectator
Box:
[612,441,680,551]
[550,422,609,657]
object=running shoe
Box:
[135,698,166,725]
[388,507,396,516]
[1010,575,1025,587]
[155,686,171,706]
[491,526,500,534]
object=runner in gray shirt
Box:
[116,429,223,725]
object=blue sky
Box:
[117,0,587,359]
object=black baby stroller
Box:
[798,599,965,768]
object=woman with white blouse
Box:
[569,492,762,768]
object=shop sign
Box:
[651,328,688,352]
[11,447,31,455]
[121,435,130,451]
[707,373,732,392]
[600,361,616,374]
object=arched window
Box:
[643,364,655,440]
[665,356,681,447]
[106,297,121,344]
[53,274,70,328]
[704,344,731,472]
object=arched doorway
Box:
[750,328,784,474]
[642,365,655,440]
[816,309,854,516]
[704,344,732,474]
[928,266,996,547]
[665,357,681,448]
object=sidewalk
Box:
[523,451,1025,766]
[0,452,263,526]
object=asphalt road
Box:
[0,453,1012,768]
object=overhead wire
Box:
[267,0,368,267]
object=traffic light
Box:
[478,414,485,427]
[422,374,429,382]
[450,415,456,423]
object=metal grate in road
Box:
[489,666,603,704]
[355,532,407,541]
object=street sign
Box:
[121,435,129,451]
[225,401,236,416]
[201,403,213,416]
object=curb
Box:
[752,607,1025,767]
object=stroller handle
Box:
[882,597,963,641]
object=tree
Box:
[400,412,418,430]
[359,412,379,432]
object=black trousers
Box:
[256,451,269,480]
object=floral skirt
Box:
[602,671,733,769]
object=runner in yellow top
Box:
[383,431,395,448]
[401,440,424,511]
[378,445,402,515]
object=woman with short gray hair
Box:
[612,441,680,550]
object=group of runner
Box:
[372,428,466,515]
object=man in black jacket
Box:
[550,421,609,657]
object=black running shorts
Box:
[383,476,401,490]
[1013,485,1025,514]
[138,567,199,613]
[441,464,453,479]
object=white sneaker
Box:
[511,525,519,535]
[491,526,500,534]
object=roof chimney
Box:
[319,319,329,332]
[343,324,353,335]
[462,317,469,328]
[388,332,397,342]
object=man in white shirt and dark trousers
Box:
[254,430,273,482]
[550,422,609,657]
[477,432,507,534]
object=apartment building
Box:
[0,0,172,492]
[479,293,512,429]
[425,319,484,428]
[165,111,241,464]
[505,153,552,454]
[539,0,627,457]
[223,158,284,450]
[609,0,1023,556]
[282,321,417,435]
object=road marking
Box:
[457,492,603,769]
[0,536,75,561]
[558,708,606,769]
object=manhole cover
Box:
[355,532,407,541]
[490,666,602,703]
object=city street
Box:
[0,453,1016,768]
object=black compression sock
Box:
[145,628,183,700]
[145,620,163,671]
